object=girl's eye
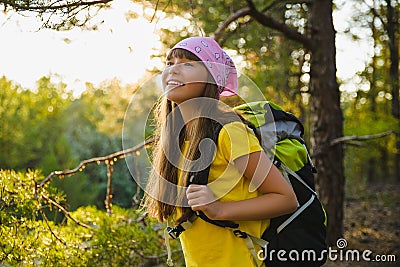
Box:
[165,60,195,67]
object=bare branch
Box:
[104,163,114,215]
[39,208,67,245]
[38,137,156,188]
[40,194,91,229]
[132,154,143,206]
[330,130,395,146]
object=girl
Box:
[143,36,297,267]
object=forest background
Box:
[0,0,399,266]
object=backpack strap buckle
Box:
[167,213,198,239]
[167,225,185,239]
[233,229,248,238]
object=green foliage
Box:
[0,169,65,265]
[0,170,184,266]
[68,206,181,267]
[0,76,73,171]
[0,75,145,210]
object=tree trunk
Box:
[309,0,345,245]
[386,0,400,181]
[367,13,378,183]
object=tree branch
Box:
[1,0,112,11]
[37,137,156,188]
[40,194,91,229]
[132,154,143,206]
[245,0,315,50]
[214,7,251,42]
[214,1,315,48]
[104,162,114,215]
[39,208,67,245]
[330,130,395,146]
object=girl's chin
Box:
[164,92,182,104]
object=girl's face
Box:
[162,56,209,104]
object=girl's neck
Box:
[176,101,200,127]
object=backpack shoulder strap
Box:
[187,120,239,229]
[187,120,223,185]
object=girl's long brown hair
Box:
[142,49,239,224]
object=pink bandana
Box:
[170,36,238,97]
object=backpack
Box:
[166,101,327,266]
[234,101,327,266]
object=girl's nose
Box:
[167,64,179,74]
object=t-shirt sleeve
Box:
[218,121,263,162]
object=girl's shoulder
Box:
[217,120,262,161]
[220,120,248,134]
[214,109,247,130]
[210,109,259,146]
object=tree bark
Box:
[386,0,400,181]
[242,0,345,245]
[367,11,378,183]
[308,0,344,245]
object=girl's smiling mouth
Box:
[166,80,185,87]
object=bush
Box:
[0,170,184,266]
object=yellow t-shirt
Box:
[178,121,269,267]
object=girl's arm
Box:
[186,150,298,221]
